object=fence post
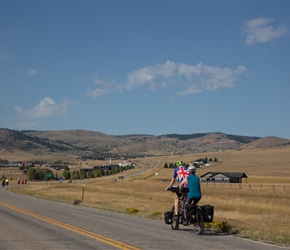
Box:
[82,185,85,201]
[272,185,274,191]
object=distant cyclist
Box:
[166,160,190,221]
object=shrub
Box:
[127,207,139,214]
[62,169,71,180]
[205,219,234,233]
[72,199,81,205]
[149,211,162,219]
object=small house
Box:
[50,164,69,171]
[201,172,247,183]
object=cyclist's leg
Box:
[193,198,201,205]
[183,197,194,225]
[184,197,191,219]
[173,195,179,220]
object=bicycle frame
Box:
[167,186,205,234]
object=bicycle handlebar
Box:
[166,185,189,193]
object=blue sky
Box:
[1,1,290,139]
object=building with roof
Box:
[200,172,247,183]
[50,164,69,171]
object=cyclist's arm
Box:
[167,176,175,189]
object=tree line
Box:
[25,165,135,181]
[163,157,219,168]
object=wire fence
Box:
[201,182,290,193]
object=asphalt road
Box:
[0,186,289,250]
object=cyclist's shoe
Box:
[173,215,179,221]
[182,220,189,226]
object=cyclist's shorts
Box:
[186,197,201,205]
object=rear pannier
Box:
[185,204,197,223]
[201,204,214,223]
[164,211,173,224]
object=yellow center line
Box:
[0,201,140,250]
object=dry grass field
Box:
[2,146,290,246]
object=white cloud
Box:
[86,61,246,98]
[123,61,177,91]
[86,87,112,98]
[17,67,40,77]
[27,68,39,76]
[121,61,247,96]
[85,74,113,98]
[178,64,246,96]
[15,97,78,120]
[245,17,288,45]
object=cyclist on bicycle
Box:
[179,164,202,225]
[166,160,190,221]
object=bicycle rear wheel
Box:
[192,208,204,235]
[170,205,179,230]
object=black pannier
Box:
[185,204,197,223]
[164,211,173,224]
[201,204,214,223]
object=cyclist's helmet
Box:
[176,160,185,167]
[188,165,196,173]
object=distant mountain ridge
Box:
[160,133,260,143]
[0,128,289,160]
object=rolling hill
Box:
[0,128,289,161]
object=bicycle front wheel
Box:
[170,205,179,230]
